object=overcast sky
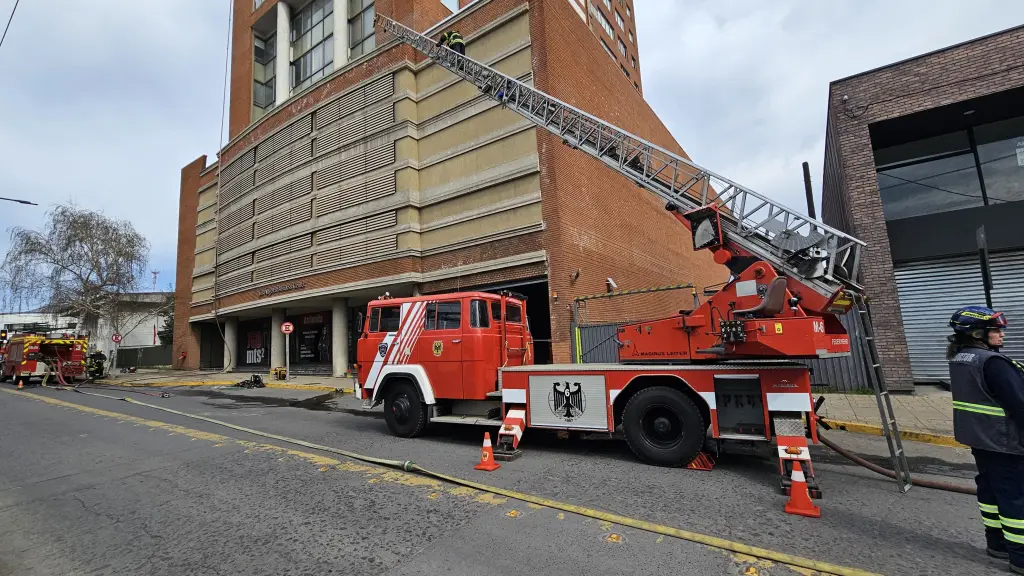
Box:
[0,0,1021,301]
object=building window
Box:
[602,0,611,9]
[589,2,613,38]
[599,38,614,59]
[874,131,984,220]
[254,0,266,10]
[631,56,636,69]
[628,30,633,44]
[349,0,376,59]
[617,38,626,56]
[615,10,624,29]
[253,33,276,119]
[290,0,335,92]
[626,4,631,18]
[633,81,639,90]
[975,116,1024,205]
[620,63,630,77]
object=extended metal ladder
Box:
[375,15,866,306]
[852,293,913,492]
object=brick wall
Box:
[529,0,725,362]
[173,156,209,370]
[821,25,1024,390]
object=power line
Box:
[0,0,20,51]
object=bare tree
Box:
[1,203,153,373]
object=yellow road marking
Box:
[824,419,964,448]
[2,389,877,576]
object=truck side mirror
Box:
[356,312,365,338]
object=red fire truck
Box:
[1,332,89,387]
[358,16,913,496]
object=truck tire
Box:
[383,380,428,438]
[622,386,705,467]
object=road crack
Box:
[71,494,123,526]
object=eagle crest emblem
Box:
[548,381,586,422]
[432,341,443,356]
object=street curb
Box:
[93,380,353,394]
[826,419,966,448]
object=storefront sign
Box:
[256,282,307,298]
[245,331,266,364]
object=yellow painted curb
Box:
[94,380,352,394]
[825,419,966,448]
[96,380,235,388]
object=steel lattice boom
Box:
[375,15,866,302]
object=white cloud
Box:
[0,0,1019,298]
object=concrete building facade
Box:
[174,0,723,374]
[821,25,1024,391]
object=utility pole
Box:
[151,270,160,291]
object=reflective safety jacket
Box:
[949,347,1024,455]
[438,31,464,48]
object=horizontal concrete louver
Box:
[220,202,254,231]
[315,236,397,268]
[316,212,397,245]
[315,173,396,216]
[217,226,253,254]
[217,272,253,293]
[216,254,252,276]
[255,176,313,214]
[255,234,313,263]
[257,116,313,162]
[256,142,314,183]
[315,76,394,129]
[314,143,395,191]
[315,106,395,155]
[220,172,254,206]
[253,255,312,282]
[254,202,312,237]
[221,150,255,183]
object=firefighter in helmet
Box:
[947,306,1024,572]
[436,30,465,55]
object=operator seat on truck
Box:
[733,277,787,318]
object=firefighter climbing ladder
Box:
[375,15,912,491]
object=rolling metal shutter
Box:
[894,251,1024,383]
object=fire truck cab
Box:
[357,291,533,437]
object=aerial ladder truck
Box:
[359,14,913,498]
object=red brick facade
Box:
[529,0,722,361]
[821,26,1024,391]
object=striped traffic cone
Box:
[783,461,820,518]
[474,432,501,472]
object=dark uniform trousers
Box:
[975,447,1024,563]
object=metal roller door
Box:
[894,251,1024,383]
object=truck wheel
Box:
[622,386,705,467]
[383,381,427,438]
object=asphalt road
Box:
[0,385,1008,576]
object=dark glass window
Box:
[506,304,523,323]
[975,116,1024,205]
[425,302,461,330]
[874,131,984,220]
[370,306,399,332]
[491,301,502,322]
[290,0,334,91]
[470,300,490,328]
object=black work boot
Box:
[1010,563,1024,575]
[989,548,1010,560]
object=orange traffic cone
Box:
[784,461,820,518]
[16,379,23,390]
[474,432,501,471]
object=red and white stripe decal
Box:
[499,409,526,449]
[365,301,432,391]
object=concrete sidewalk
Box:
[96,368,355,393]
[819,385,956,439]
